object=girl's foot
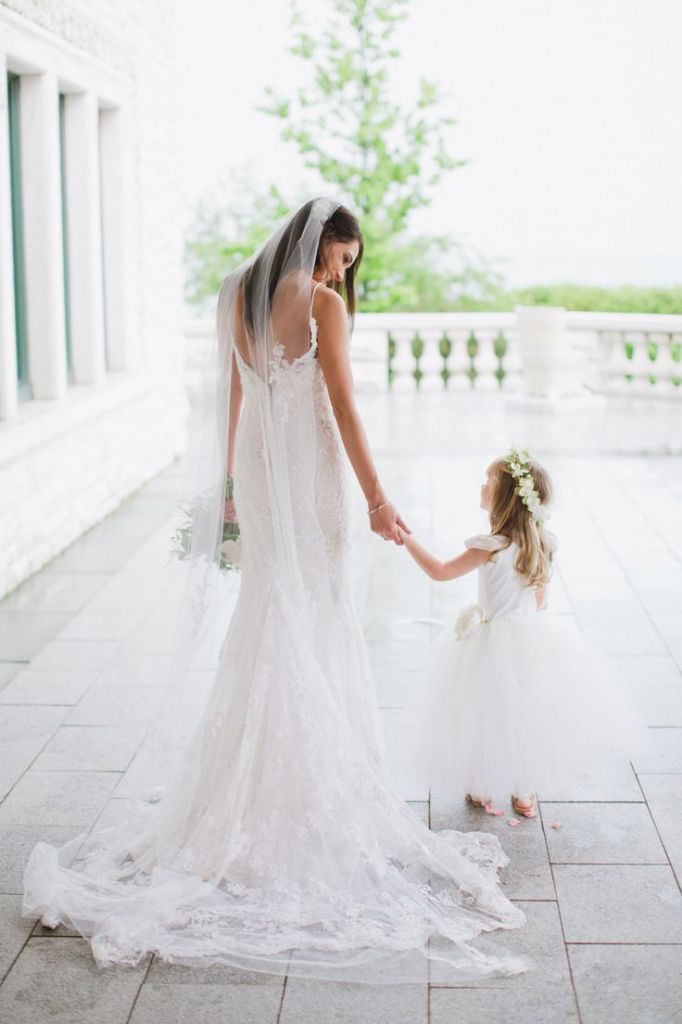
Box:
[465,793,491,808]
[511,794,537,818]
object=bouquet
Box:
[171,476,242,572]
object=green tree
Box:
[260,0,478,310]
[184,175,292,309]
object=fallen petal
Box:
[551,822,562,830]
[484,803,504,816]
[507,818,520,827]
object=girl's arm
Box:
[398,528,490,582]
[315,287,409,544]
[535,584,549,610]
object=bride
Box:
[22,197,527,983]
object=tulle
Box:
[413,610,646,808]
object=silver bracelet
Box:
[368,499,390,517]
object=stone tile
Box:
[66,685,164,726]
[0,612,72,662]
[0,825,81,894]
[0,937,147,1023]
[146,959,282,986]
[0,770,120,827]
[431,797,554,900]
[553,863,682,942]
[541,802,667,864]
[32,724,146,772]
[611,654,682,726]
[0,572,110,614]
[633,727,682,773]
[639,773,682,883]
[406,800,429,827]
[430,984,579,1024]
[0,705,69,801]
[42,535,143,575]
[0,669,94,706]
[130,982,282,1023]
[537,755,643,802]
[280,978,427,1024]
[430,901,569,991]
[568,944,682,1024]
[28,639,121,672]
[0,662,22,691]
[0,895,34,984]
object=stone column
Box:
[63,90,106,385]
[0,56,18,420]
[20,70,68,399]
[99,105,136,371]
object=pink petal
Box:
[551,822,562,830]
[484,803,504,816]
[507,818,520,827]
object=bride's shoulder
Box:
[313,284,346,318]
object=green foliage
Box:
[459,283,682,314]
[260,0,468,308]
[184,177,293,309]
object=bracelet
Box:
[368,499,390,517]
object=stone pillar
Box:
[99,105,136,371]
[20,70,68,399]
[63,90,106,385]
[0,56,18,420]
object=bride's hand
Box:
[370,502,411,544]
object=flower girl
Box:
[398,448,644,818]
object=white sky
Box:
[174,0,682,287]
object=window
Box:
[58,92,73,380]
[7,72,30,400]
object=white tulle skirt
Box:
[415,610,646,809]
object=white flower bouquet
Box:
[171,476,241,573]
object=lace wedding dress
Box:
[22,199,527,983]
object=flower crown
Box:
[504,447,548,525]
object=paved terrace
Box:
[1,389,681,1024]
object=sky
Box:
[174,0,682,288]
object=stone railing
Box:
[185,311,682,398]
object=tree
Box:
[260,0,481,310]
[184,0,501,312]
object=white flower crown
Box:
[505,447,549,525]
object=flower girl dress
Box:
[416,534,645,808]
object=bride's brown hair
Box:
[487,457,554,588]
[243,200,364,336]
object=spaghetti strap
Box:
[309,279,325,320]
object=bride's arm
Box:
[315,287,407,544]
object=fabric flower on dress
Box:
[453,603,487,642]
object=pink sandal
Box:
[512,794,537,818]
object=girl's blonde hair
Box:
[487,456,554,588]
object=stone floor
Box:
[1,389,682,1023]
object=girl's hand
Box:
[370,502,409,544]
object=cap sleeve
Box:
[546,530,559,552]
[464,534,510,553]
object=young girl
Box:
[399,448,644,818]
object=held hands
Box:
[368,500,411,544]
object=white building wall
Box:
[0,0,188,598]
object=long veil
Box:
[21,197,529,984]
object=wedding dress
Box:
[22,198,527,983]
